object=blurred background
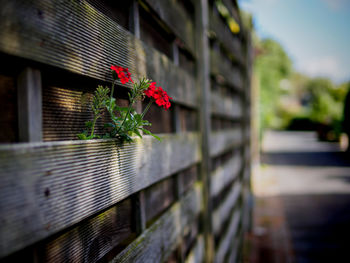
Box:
[240,0,350,262]
[241,0,350,142]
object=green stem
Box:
[109,80,115,108]
[141,100,153,118]
[116,97,135,134]
[90,115,99,137]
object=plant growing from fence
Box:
[78,65,172,142]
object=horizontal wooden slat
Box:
[143,0,195,54]
[211,90,242,119]
[214,210,241,263]
[210,48,243,90]
[210,128,242,157]
[209,9,243,64]
[43,198,133,263]
[0,0,197,107]
[213,181,241,234]
[110,183,202,263]
[185,235,204,263]
[211,151,242,197]
[0,133,201,257]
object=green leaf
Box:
[141,128,161,141]
[135,113,142,123]
[141,120,151,126]
[85,121,93,128]
[119,133,133,143]
[133,128,143,138]
[77,133,87,140]
[118,106,130,112]
[104,122,115,128]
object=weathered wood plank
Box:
[0,133,201,258]
[210,48,243,90]
[210,128,242,157]
[211,89,242,119]
[42,198,134,263]
[214,210,241,263]
[17,68,42,142]
[110,183,202,263]
[0,0,197,107]
[143,0,195,54]
[208,9,243,64]
[144,177,176,225]
[210,151,242,197]
[185,235,204,263]
[212,181,241,234]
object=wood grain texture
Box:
[185,235,204,263]
[42,198,134,263]
[210,128,243,157]
[212,181,241,234]
[0,0,197,107]
[0,133,200,257]
[42,85,118,141]
[210,151,242,197]
[143,0,195,54]
[214,210,241,263]
[110,183,202,263]
[210,48,243,90]
[211,89,242,119]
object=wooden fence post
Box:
[17,67,42,142]
[195,0,214,261]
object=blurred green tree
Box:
[254,38,292,134]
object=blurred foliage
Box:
[215,0,240,34]
[254,38,292,135]
[306,78,343,124]
[305,79,349,140]
[254,37,349,141]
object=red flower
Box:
[144,82,172,110]
[110,65,134,84]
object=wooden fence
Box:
[0,0,253,262]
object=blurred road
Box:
[250,131,350,263]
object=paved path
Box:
[251,131,350,263]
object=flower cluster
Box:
[111,65,134,84]
[144,82,172,110]
[78,65,171,142]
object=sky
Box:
[238,0,350,84]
